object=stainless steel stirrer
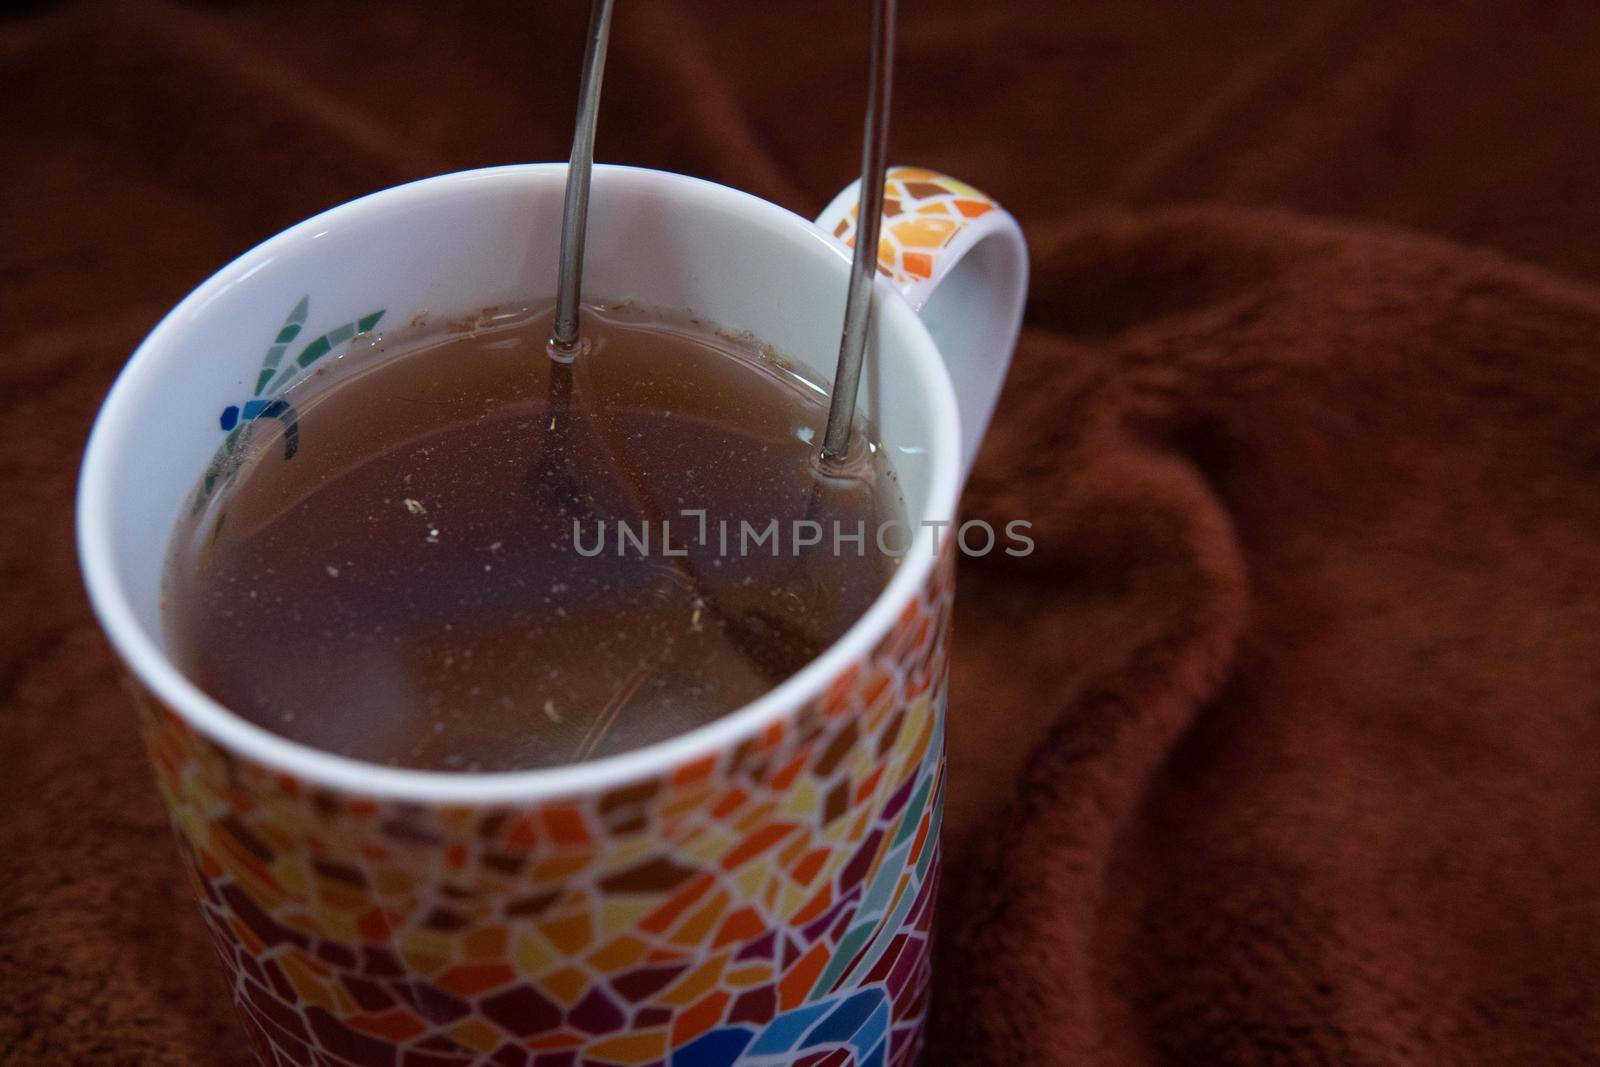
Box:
[819,0,896,467]
[549,0,616,359]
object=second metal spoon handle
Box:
[550,0,617,355]
[819,0,896,464]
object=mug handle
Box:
[816,166,1028,480]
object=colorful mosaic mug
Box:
[77,164,1027,1067]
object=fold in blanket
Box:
[936,210,1600,1064]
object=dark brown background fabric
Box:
[5,1,1600,1063]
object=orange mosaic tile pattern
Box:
[828,167,998,286]
[137,543,955,1067]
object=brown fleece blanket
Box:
[5,1,1600,1063]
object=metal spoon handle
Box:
[550,0,616,357]
[819,0,896,464]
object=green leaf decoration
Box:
[254,295,309,396]
[263,308,385,395]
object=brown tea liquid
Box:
[163,304,903,771]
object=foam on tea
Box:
[162,303,904,771]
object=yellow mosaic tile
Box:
[513,928,557,974]
[730,799,779,834]
[543,964,590,1005]
[669,889,730,947]
[528,852,594,883]
[586,934,649,971]
[586,1031,669,1064]
[539,911,592,955]
[445,1017,502,1054]
[733,863,767,901]
[279,952,338,1012]
[681,828,736,867]
[597,834,655,872]
[660,952,730,1007]
[599,897,654,936]
[725,964,773,988]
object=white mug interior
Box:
[76,164,963,803]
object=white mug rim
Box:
[76,163,962,804]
